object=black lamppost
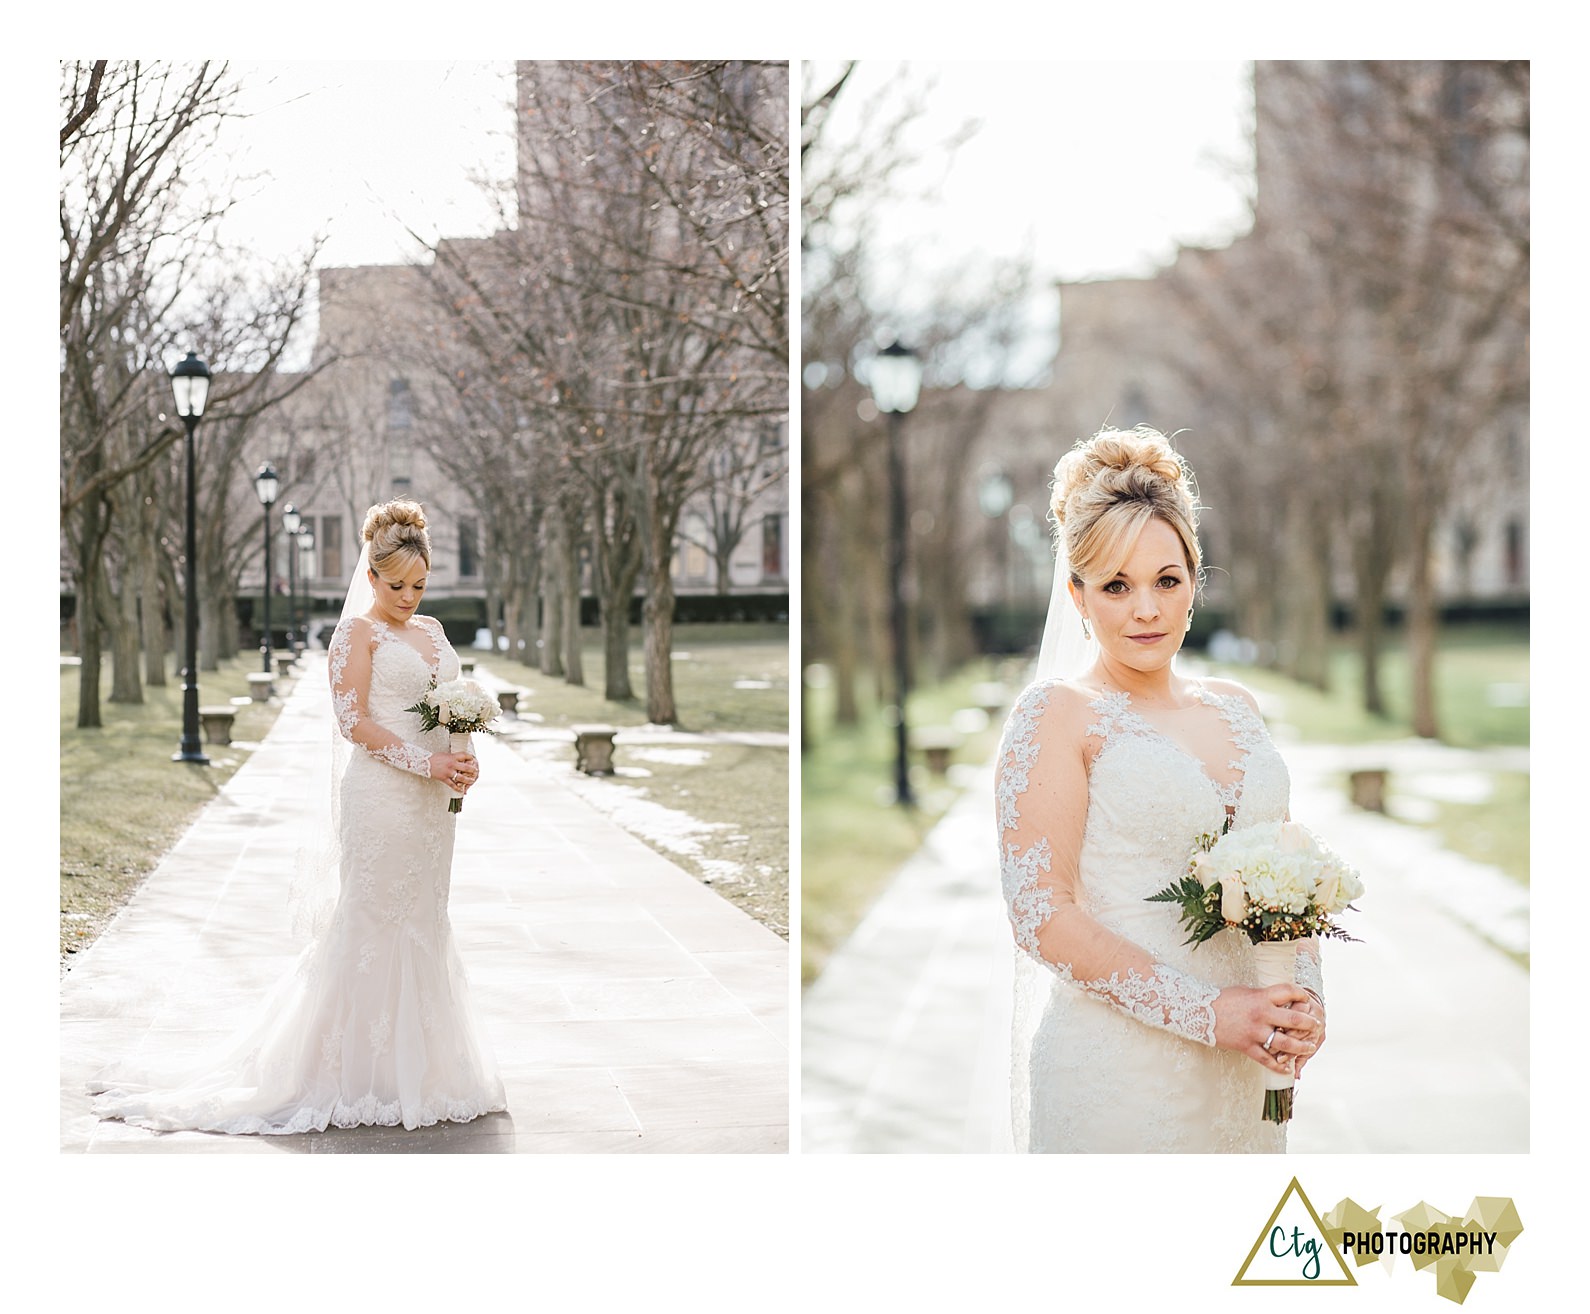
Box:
[170,351,211,765]
[254,463,280,672]
[868,339,924,807]
[298,528,316,647]
[979,469,1013,651]
[281,503,302,654]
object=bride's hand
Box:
[428,751,480,792]
[1212,984,1319,1075]
[1289,994,1327,1079]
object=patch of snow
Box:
[1398,772,1496,805]
[628,747,711,766]
[558,777,733,867]
[733,679,772,689]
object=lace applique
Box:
[997,682,1060,955]
[1295,938,1325,1002]
[996,680,1220,1048]
[1204,689,1268,809]
[1069,961,1219,1046]
[328,616,433,778]
[996,681,1053,834]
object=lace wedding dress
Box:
[90,613,505,1135]
[997,677,1321,1153]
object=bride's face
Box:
[1073,517,1194,673]
[368,556,429,626]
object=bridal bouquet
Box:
[1147,819,1363,1121]
[405,678,501,813]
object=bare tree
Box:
[61,60,233,726]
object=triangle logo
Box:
[1233,1177,1356,1286]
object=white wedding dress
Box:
[997,676,1321,1153]
[89,613,505,1135]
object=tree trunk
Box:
[74,489,111,729]
[642,509,679,726]
[524,575,550,671]
[1407,508,1441,739]
[1355,581,1387,718]
[540,546,564,678]
[109,553,143,703]
[137,486,168,687]
[560,524,584,687]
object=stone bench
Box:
[245,672,275,702]
[496,688,521,716]
[459,657,476,675]
[275,653,295,680]
[572,724,618,776]
[1348,768,1388,813]
[198,705,238,745]
[912,727,963,776]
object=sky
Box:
[810,60,1255,384]
[206,61,518,270]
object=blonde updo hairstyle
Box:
[362,499,431,578]
[1050,425,1202,589]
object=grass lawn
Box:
[483,622,789,936]
[1213,622,1528,750]
[1208,622,1528,887]
[482,622,788,735]
[59,655,290,966]
[800,656,1019,984]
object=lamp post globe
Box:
[254,463,280,674]
[867,338,923,808]
[298,528,315,648]
[281,503,301,655]
[170,352,212,764]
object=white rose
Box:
[1220,874,1246,924]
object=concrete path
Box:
[802,711,1529,1154]
[61,654,787,1153]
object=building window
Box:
[459,517,479,579]
[761,513,785,582]
[318,515,343,583]
[679,514,710,584]
[388,377,413,431]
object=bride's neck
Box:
[1091,653,1191,705]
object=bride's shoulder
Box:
[330,614,378,649]
[1005,677,1100,732]
[1199,675,1264,717]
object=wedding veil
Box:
[1006,531,1097,1150]
[287,543,374,942]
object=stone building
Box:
[949,60,1527,640]
[235,66,788,644]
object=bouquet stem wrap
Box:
[1251,938,1299,1122]
[447,731,471,813]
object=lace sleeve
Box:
[328,617,434,778]
[995,681,1220,1046]
[1295,937,1324,1003]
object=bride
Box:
[996,427,1326,1152]
[90,499,507,1134]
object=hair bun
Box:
[362,498,427,544]
[1050,425,1193,529]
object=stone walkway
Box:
[60,653,787,1153]
[802,713,1529,1154]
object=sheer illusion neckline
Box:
[1086,684,1252,819]
[369,615,441,676]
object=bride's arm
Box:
[997,682,1313,1070]
[328,616,441,778]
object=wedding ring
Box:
[1262,1028,1277,1053]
